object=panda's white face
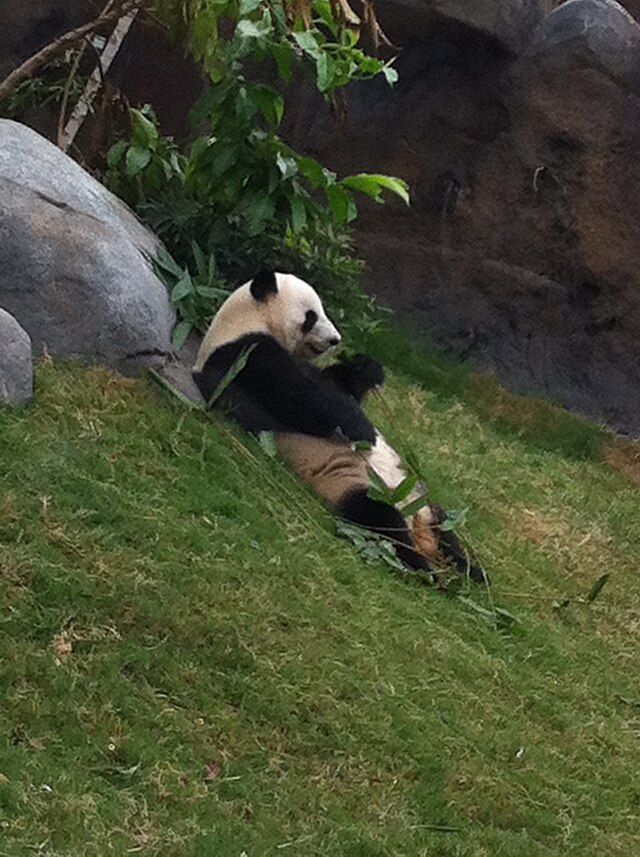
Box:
[272,274,341,359]
[194,271,341,371]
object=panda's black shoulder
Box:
[196,333,278,377]
[193,333,286,403]
[193,332,376,442]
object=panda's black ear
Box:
[250,271,278,301]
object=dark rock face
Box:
[0,0,96,78]
[283,0,640,434]
[0,121,175,371]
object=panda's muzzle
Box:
[309,336,340,356]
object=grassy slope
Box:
[1,357,639,857]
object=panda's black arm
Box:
[238,338,377,441]
[196,335,377,443]
[321,354,385,403]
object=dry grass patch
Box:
[604,437,640,486]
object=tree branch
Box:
[0,0,148,104]
[56,43,85,149]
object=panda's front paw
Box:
[341,353,385,390]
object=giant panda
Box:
[193,270,486,583]
[279,354,487,584]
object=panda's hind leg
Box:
[337,488,436,580]
[428,503,489,586]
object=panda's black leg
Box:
[437,530,489,585]
[337,488,436,580]
[429,504,488,586]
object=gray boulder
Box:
[496,0,544,52]
[527,0,640,90]
[0,120,175,371]
[0,308,32,404]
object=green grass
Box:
[1,359,639,856]
[359,323,606,460]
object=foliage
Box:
[0,51,86,119]
[152,243,230,348]
[154,0,395,92]
[106,1,407,342]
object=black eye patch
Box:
[301,310,318,334]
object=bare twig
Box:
[0,0,147,103]
[60,10,139,152]
[56,46,85,149]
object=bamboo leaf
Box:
[341,173,410,205]
[239,0,263,13]
[351,440,373,451]
[401,494,432,518]
[390,474,418,505]
[293,30,323,59]
[316,51,333,92]
[107,140,128,168]
[153,248,184,281]
[171,272,194,303]
[587,572,610,604]
[438,508,468,532]
[131,108,159,150]
[148,368,205,411]
[367,466,391,499]
[258,431,278,458]
[290,196,307,233]
[206,343,257,408]
[191,241,208,279]
[172,320,192,351]
[125,145,151,177]
[326,183,352,223]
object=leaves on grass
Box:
[438,508,468,532]
[587,572,610,603]
[552,573,611,613]
[336,519,405,572]
[457,597,522,633]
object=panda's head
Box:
[197,270,341,364]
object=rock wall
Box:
[283,0,640,434]
[0,0,95,78]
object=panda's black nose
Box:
[328,336,340,346]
